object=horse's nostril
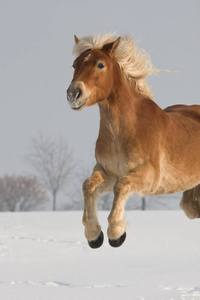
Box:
[75,89,82,100]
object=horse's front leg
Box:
[107,168,155,247]
[107,176,132,247]
[82,165,115,248]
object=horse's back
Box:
[164,104,200,122]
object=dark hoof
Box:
[109,232,127,248]
[88,231,104,249]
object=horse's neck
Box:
[98,83,141,138]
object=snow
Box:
[0,211,200,300]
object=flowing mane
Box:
[73,33,161,98]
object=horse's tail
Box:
[180,184,200,219]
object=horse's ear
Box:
[74,35,80,44]
[102,37,121,57]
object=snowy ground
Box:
[0,211,200,300]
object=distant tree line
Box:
[0,133,76,212]
[0,175,48,211]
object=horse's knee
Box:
[114,176,132,196]
[82,172,104,196]
[82,179,91,196]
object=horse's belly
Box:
[153,178,193,195]
[154,162,200,195]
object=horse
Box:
[67,33,200,248]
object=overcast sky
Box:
[0,0,200,178]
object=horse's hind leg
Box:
[82,165,115,248]
[180,184,200,219]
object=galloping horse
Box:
[67,34,200,248]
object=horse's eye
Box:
[97,62,105,70]
[72,64,75,69]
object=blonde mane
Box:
[73,33,161,99]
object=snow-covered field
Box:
[0,211,199,300]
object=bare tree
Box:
[64,166,90,210]
[0,175,49,211]
[26,134,75,210]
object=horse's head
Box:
[67,36,120,110]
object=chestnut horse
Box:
[67,34,200,248]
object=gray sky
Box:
[0,0,200,177]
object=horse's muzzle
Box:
[67,81,87,110]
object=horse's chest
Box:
[95,135,130,177]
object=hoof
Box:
[109,232,127,248]
[88,231,104,249]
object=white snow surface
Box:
[0,211,199,300]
